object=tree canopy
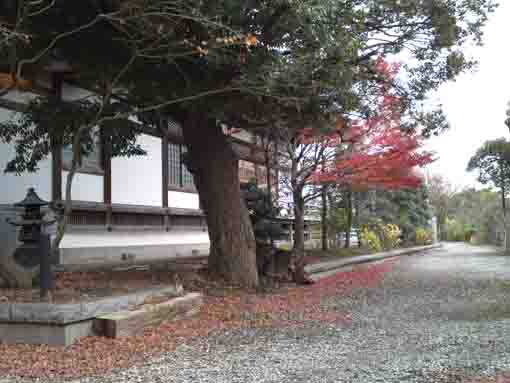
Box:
[467,137,510,250]
[0,0,498,134]
[467,138,510,195]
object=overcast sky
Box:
[425,1,510,189]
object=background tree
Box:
[314,63,434,246]
[445,188,502,243]
[427,173,458,240]
[391,186,432,243]
[280,127,340,265]
[467,138,510,250]
[354,186,431,244]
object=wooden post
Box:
[162,126,169,209]
[161,118,170,230]
[102,131,113,229]
[51,143,62,202]
[50,74,63,202]
[102,137,112,205]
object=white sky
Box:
[425,1,510,189]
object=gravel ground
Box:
[10,242,510,383]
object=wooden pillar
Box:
[102,131,113,229]
[162,130,169,208]
[51,144,62,202]
[161,118,170,230]
[102,135,112,205]
[50,73,64,202]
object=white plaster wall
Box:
[112,134,162,206]
[60,230,209,248]
[0,109,52,204]
[169,191,200,209]
[58,230,210,265]
[62,171,103,202]
[61,84,94,101]
[3,90,38,104]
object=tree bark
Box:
[51,131,81,255]
[293,192,306,260]
[353,193,362,248]
[182,113,258,287]
[321,185,328,251]
[291,190,312,284]
[264,139,273,203]
[344,188,353,249]
[263,137,275,247]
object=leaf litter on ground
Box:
[0,258,398,379]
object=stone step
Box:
[94,292,203,338]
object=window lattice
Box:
[168,143,195,189]
[169,143,181,187]
[181,145,194,187]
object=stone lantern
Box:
[13,188,48,249]
[8,188,54,298]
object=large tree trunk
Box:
[182,113,258,287]
[321,185,328,251]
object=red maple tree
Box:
[314,58,434,190]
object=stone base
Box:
[0,320,94,347]
[0,286,184,346]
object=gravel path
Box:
[14,243,510,382]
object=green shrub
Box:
[415,227,433,245]
[381,224,402,250]
[444,218,470,242]
[360,228,382,252]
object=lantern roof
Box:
[14,188,49,208]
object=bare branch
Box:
[27,0,55,17]
[16,11,119,80]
